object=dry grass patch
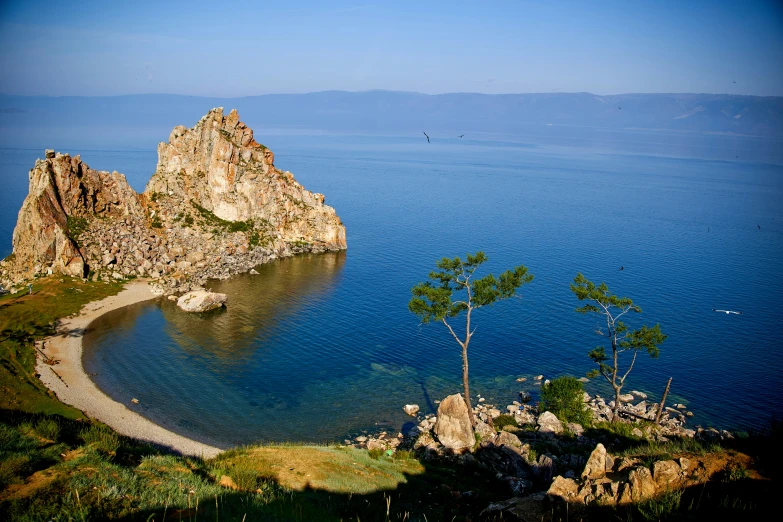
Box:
[212,445,425,494]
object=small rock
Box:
[249,268,259,275]
[516,377,527,382]
[131,398,139,404]
[403,404,420,416]
[630,390,648,399]
[619,393,635,402]
[578,377,590,383]
[534,375,544,381]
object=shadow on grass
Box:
[0,409,510,522]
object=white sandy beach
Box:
[37,280,222,458]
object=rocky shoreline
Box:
[345,384,735,516]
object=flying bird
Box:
[458,134,464,138]
[713,309,743,315]
[758,225,761,230]
[619,266,624,271]
[423,131,430,143]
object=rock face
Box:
[433,394,475,451]
[6,152,144,280]
[176,291,227,312]
[146,108,346,249]
[1,109,347,291]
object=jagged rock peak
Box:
[6,152,143,280]
[145,108,346,249]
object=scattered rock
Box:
[534,375,544,381]
[403,404,420,416]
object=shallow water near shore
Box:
[4,129,783,446]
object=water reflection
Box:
[160,251,345,363]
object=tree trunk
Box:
[462,344,475,426]
[612,385,622,422]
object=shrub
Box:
[493,414,519,431]
[540,376,592,426]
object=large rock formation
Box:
[1,109,346,291]
[7,150,145,280]
[145,108,346,248]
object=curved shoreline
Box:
[37,280,222,458]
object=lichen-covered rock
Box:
[177,291,227,312]
[433,394,475,451]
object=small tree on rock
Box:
[570,273,666,422]
[409,252,533,425]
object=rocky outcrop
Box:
[176,291,227,313]
[433,394,475,451]
[1,110,347,292]
[5,150,144,280]
[145,108,345,249]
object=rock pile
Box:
[1,109,347,295]
[546,443,702,506]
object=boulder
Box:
[474,420,495,441]
[403,404,420,416]
[177,290,227,312]
[551,477,583,502]
[537,411,564,436]
[582,443,607,480]
[652,460,681,486]
[433,394,475,451]
[626,466,657,503]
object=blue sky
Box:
[1,0,781,97]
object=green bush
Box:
[493,414,519,431]
[539,376,592,426]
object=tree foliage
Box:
[409,252,533,425]
[570,273,666,421]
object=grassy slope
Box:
[0,276,125,418]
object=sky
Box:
[0,0,782,97]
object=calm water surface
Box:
[2,130,782,447]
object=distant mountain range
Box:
[1,91,781,150]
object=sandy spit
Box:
[37,280,222,458]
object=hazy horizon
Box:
[1,1,781,98]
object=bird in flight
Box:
[619,266,624,271]
[758,225,761,230]
[713,309,743,315]
[423,131,430,143]
[458,134,464,138]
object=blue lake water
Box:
[2,128,782,448]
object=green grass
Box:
[493,414,518,431]
[0,276,124,417]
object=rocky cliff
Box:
[1,109,346,292]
